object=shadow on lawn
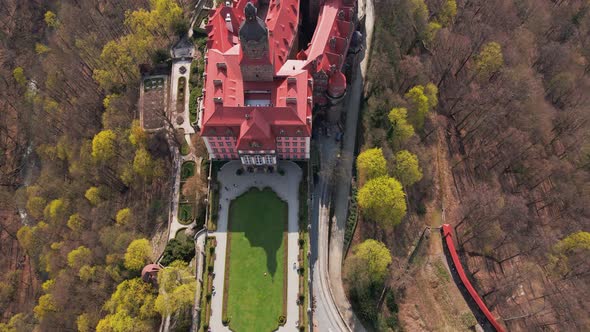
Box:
[229,188,287,277]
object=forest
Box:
[345,0,590,331]
[1,0,590,331]
[0,0,197,330]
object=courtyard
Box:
[208,161,302,332]
[225,188,288,331]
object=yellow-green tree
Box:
[67,213,84,232]
[67,246,92,270]
[44,11,59,28]
[356,148,387,182]
[124,239,152,271]
[91,130,117,161]
[352,239,392,282]
[393,150,423,187]
[12,67,26,86]
[129,120,147,147]
[85,186,102,205]
[405,85,430,130]
[96,310,148,332]
[26,196,46,219]
[438,0,457,27]
[44,199,68,224]
[410,0,429,40]
[476,42,504,78]
[133,148,163,182]
[425,21,442,44]
[154,260,197,316]
[358,176,407,226]
[77,313,93,332]
[33,294,57,320]
[115,208,132,226]
[424,82,438,109]
[388,107,415,147]
[0,313,34,331]
[35,43,51,55]
[97,278,157,331]
[548,231,590,277]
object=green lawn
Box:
[225,188,287,332]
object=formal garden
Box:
[178,161,196,224]
[222,188,288,332]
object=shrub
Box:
[278,315,286,325]
[416,201,427,215]
[385,289,398,313]
[236,168,243,175]
[160,234,195,265]
[298,238,305,247]
[222,315,230,325]
[385,315,399,329]
[278,168,285,176]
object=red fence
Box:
[442,224,506,332]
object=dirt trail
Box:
[396,116,477,332]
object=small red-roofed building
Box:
[200,0,356,169]
[141,263,161,285]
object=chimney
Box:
[225,13,233,33]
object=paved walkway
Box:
[170,59,195,135]
[209,161,302,332]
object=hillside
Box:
[0,0,194,330]
[346,0,590,331]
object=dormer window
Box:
[279,129,286,135]
[250,141,261,148]
[296,129,303,135]
[225,128,233,136]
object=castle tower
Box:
[239,2,274,81]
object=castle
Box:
[199,0,357,170]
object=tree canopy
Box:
[91,130,117,161]
[476,42,504,78]
[393,150,423,186]
[97,278,157,331]
[357,176,407,226]
[124,239,152,271]
[84,187,102,206]
[404,83,438,130]
[352,239,392,282]
[67,246,92,270]
[115,208,132,226]
[388,107,415,147]
[154,260,197,316]
[356,148,387,182]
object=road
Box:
[310,0,375,330]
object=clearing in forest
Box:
[224,188,287,332]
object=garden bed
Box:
[178,203,195,224]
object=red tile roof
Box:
[202,0,355,154]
